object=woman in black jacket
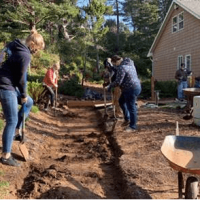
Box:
[0,29,45,166]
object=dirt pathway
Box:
[1,107,122,199]
[1,91,200,199]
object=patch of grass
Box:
[0,171,9,199]
[0,181,9,199]
[0,171,4,176]
[0,119,4,132]
[31,105,39,113]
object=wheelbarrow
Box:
[183,88,200,120]
[161,135,200,199]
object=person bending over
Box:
[42,61,60,111]
[106,55,141,132]
[0,28,45,166]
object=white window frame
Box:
[177,55,183,69]
[172,15,178,33]
[178,12,184,30]
[172,12,184,33]
[185,54,191,70]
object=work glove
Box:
[103,82,109,88]
[105,84,112,92]
[106,58,113,68]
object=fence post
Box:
[192,76,195,87]
[151,76,155,101]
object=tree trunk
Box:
[115,0,119,53]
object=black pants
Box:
[43,85,55,109]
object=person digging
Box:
[105,55,141,133]
[42,61,60,111]
[103,58,122,119]
[0,28,45,167]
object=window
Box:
[177,55,183,69]
[172,12,184,33]
[173,16,178,33]
[185,55,191,70]
[179,13,184,30]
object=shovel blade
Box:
[183,115,193,120]
[19,143,29,161]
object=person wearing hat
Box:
[106,55,141,132]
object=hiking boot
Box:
[121,120,130,127]
[13,134,27,142]
[124,127,137,133]
[1,156,21,167]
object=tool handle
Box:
[176,121,179,136]
[21,103,26,143]
[103,87,107,115]
[54,87,58,116]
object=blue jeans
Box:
[0,89,33,153]
[195,81,200,88]
[177,81,188,100]
[44,85,55,108]
[119,85,141,129]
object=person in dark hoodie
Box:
[0,28,45,166]
[106,55,141,132]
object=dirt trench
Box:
[1,104,128,199]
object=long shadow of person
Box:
[39,176,102,199]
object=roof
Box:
[147,0,200,57]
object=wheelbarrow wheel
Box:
[185,176,199,199]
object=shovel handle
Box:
[103,87,108,115]
[21,103,26,143]
[54,87,58,116]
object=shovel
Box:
[19,103,29,161]
[183,108,193,120]
[103,86,108,120]
[54,87,58,117]
[111,89,117,119]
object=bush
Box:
[155,80,177,98]
[139,79,178,99]
[0,119,4,131]
[31,105,39,113]
[140,79,151,99]
[31,51,60,70]
[27,81,44,103]
[58,78,84,98]
[27,74,44,83]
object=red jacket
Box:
[43,68,57,87]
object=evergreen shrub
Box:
[28,74,44,83]
[58,78,84,98]
[155,80,177,98]
[31,105,39,113]
[140,79,151,99]
[27,81,44,103]
[140,79,177,99]
[31,51,60,70]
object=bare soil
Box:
[0,83,200,199]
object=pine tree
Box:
[82,0,111,72]
[122,0,160,76]
[0,0,79,43]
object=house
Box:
[147,0,200,98]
